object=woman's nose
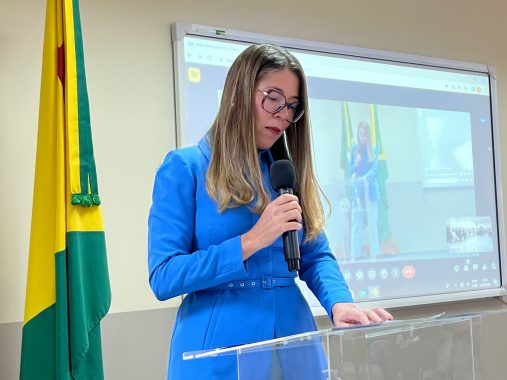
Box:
[274,106,289,120]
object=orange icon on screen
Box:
[476,86,481,93]
[188,67,201,83]
[402,265,416,279]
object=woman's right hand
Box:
[241,193,302,260]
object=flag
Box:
[340,101,353,177]
[370,104,391,242]
[20,0,111,378]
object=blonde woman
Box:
[148,44,392,379]
[349,121,381,261]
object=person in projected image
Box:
[349,121,382,261]
[148,44,393,380]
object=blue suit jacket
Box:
[148,136,352,379]
[349,144,380,203]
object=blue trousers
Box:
[351,198,380,259]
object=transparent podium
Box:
[183,313,485,380]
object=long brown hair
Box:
[357,121,374,162]
[206,43,325,241]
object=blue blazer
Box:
[349,144,380,203]
[148,136,352,379]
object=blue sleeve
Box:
[147,151,248,301]
[348,144,357,176]
[298,232,353,319]
[363,146,379,179]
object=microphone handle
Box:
[279,188,301,272]
[282,230,300,272]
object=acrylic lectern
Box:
[183,313,485,380]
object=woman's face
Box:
[253,68,300,149]
[358,126,368,145]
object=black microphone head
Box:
[270,159,295,191]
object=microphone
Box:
[269,159,301,272]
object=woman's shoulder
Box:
[162,137,210,166]
[157,142,209,178]
[164,145,201,162]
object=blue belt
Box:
[208,276,295,290]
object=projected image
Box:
[446,216,493,254]
[417,109,474,187]
[313,101,478,261]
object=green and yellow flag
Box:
[340,101,353,177]
[370,104,391,242]
[20,0,111,378]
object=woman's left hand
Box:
[331,302,393,327]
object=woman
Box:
[148,44,392,379]
[349,121,381,260]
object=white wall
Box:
[1,0,507,323]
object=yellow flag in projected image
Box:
[20,0,111,378]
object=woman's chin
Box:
[255,140,275,150]
[255,135,281,150]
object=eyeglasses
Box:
[257,89,304,124]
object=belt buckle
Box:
[261,276,274,289]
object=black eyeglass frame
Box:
[256,89,304,124]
